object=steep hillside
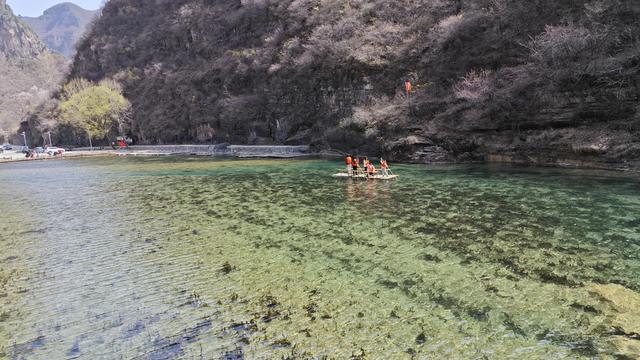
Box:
[68,0,640,167]
[0,0,46,67]
[20,2,99,58]
[0,0,67,132]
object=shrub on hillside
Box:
[454,69,494,102]
[529,25,601,67]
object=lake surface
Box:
[1,157,639,359]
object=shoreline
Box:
[1,145,638,173]
[0,145,319,164]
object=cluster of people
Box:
[345,155,390,177]
[24,149,37,159]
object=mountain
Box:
[65,0,640,167]
[0,0,67,131]
[0,0,46,58]
[20,2,99,58]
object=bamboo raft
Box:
[332,172,398,180]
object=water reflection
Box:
[343,177,393,207]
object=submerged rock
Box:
[220,261,235,275]
[610,337,640,359]
[586,283,640,336]
[585,283,640,358]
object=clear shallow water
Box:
[0,157,639,359]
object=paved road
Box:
[0,149,116,163]
[0,149,25,161]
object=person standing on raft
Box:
[380,158,390,176]
[352,157,360,176]
[345,155,353,176]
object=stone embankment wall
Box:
[1,145,313,164]
[126,144,310,157]
[61,144,312,157]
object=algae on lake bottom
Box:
[0,158,639,358]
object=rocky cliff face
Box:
[20,3,99,58]
[0,0,46,59]
[0,1,67,131]
[65,0,640,168]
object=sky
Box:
[7,0,103,16]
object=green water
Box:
[1,157,639,359]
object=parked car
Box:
[45,147,65,156]
[20,146,30,154]
[2,144,12,150]
[35,147,46,154]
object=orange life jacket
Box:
[346,156,352,165]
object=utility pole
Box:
[48,132,52,146]
[21,132,27,148]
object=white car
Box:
[46,147,65,156]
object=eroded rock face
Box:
[0,1,46,59]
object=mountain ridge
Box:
[0,0,67,131]
[20,2,98,58]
